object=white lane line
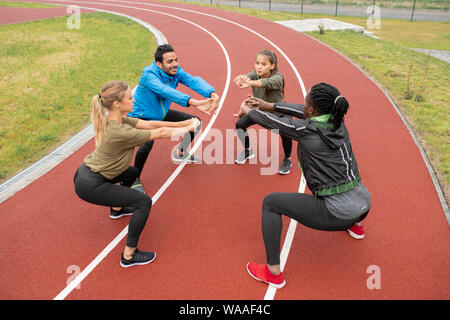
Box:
[51,1,231,300]
[264,174,306,300]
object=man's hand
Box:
[209,92,220,114]
[188,98,213,115]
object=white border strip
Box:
[52,1,232,300]
[0,7,167,204]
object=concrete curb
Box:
[0,4,167,204]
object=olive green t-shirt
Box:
[245,70,284,103]
[84,116,151,180]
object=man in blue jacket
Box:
[128,44,220,192]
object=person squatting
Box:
[73,45,371,288]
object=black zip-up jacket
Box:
[248,102,361,196]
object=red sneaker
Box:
[246,262,286,288]
[347,224,365,239]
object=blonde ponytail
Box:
[91,80,130,146]
[91,94,107,146]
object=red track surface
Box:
[1,0,449,300]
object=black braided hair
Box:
[308,83,349,129]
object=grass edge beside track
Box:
[0,10,157,183]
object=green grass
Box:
[0,12,156,183]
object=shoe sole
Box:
[347,229,364,239]
[246,263,286,289]
[120,252,157,268]
[172,155,201,164]
[109,212,134,220]
[235,152,255,164]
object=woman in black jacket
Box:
[239,83,371,288]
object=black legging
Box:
[134,109,201,177]
[73,164,152,248]
[262,192,369,265]
[236,114,292,158]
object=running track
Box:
[1,0,449,300]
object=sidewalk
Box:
[208,0,450,22]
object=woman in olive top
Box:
[73,80,198,267]
[233,50,293,175]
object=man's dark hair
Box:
[155,44,175,63]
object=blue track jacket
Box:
[128,62,216,120]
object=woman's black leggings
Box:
[261,192,369,265]
[73,164,152,248]
[134,109,201,177]
[236,114,292,158]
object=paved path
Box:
[209,0,450,22]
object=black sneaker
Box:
[110,207,135,219]
[277,158,292,175]
[172,151,201,163]
[235,149,255,164]
[131,178,145,194]
[120,249,156,268]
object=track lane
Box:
[2,0,449,300]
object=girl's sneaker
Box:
[277,158,292,175]
[246,262,285,289]
[120,249,156,268]
[347,224,365,239]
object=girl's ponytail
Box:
[91,94,107,146]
